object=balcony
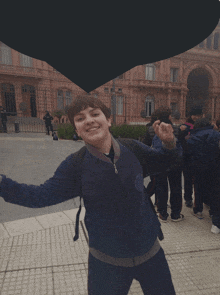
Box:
[0,64,45,79]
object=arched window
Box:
[0,42,12,65]
[145,64,155,81]
[65,91,72,106]
[57,90,64,110]
[214,32,219,50]
[20,53,33,67]
[145,96,155,117]
[206,35,212,49]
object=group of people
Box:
[0,94,219,294]
[143,106,220,234]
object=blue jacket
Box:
[0,135,182,258]
[187,126,220,169]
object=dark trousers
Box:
[155,169,182,219]
[88,247,176,295]
[46,124,53,135]
[146,175,158,205]
[182,164,194,202]
[193,164,220,227]
[2,121,7,133]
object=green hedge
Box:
[57,123,146,141]
[57,123,82,140]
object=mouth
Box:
[87,126,100,132]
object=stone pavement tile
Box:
[160,215,220,255]
[63,207,86,222]
[35,212,73,229]
[3,217,43,236]
[0,268,53,295]
[166,250,220,294]
[0,223,10,239]
[5,224,88,271]
[53,264,88,295]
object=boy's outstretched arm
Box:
[0,153,82,208]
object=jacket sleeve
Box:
[142,130,153,146]
[0,153,82,208]
[133,137,183,176]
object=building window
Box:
[145,64,155,80]
[214,32,219,50]
[65,91,72,106]
[171,102,178,115]
[170,68,178,82]
[117,96,123,115]
[198,41,204,48]
[206,35,212,49]
[145,96,155,117]
[0,42,12,65]
[20,53,33,67]
[57,90,64,110]
[94,94,98,98]
[118,88,122,93]
[104,88,109,93]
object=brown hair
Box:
[67,94,111,128]
[154,106,172,124]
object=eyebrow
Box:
[75,108,99,116]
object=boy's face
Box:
[191,114,202,121]
[74,107,111,145]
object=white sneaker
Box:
[211,225,220,234]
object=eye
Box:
[92,112,100,116]
[76,117,83,122]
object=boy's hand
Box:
[153,120,174,143]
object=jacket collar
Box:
[85,134,120,164]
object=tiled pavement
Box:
[0,201,220,295]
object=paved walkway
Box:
[0,133,220,294]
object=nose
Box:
[85,114,95,125]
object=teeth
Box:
[88,127,99,131]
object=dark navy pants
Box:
[155,168,182,219]
[88,247,176,295]
[182,164,194,203]
[193,163,220,228]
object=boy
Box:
[0,95,182,294]
[150,107,184,222]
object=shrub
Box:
[57,123,82,140]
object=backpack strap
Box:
[73,146,87,241]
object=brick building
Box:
[1,20,220,126]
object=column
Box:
[14,82,23,117]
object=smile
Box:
[87,127,100,132]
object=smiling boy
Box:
[0,94,182,295]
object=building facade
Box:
[1,20,220,126]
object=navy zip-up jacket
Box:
[187,126,220,168]
[0,135,182,258]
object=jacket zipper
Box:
[113,163,118,174]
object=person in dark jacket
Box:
[0,94,183,295]
[151,106,184,222]
[43,111,54,135]
[187,118,220,228]
[178,107,203,207]
[1,108,8,133]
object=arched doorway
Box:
[186,68,211,117]
[1,84,17,115]
[21,85,37,117]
